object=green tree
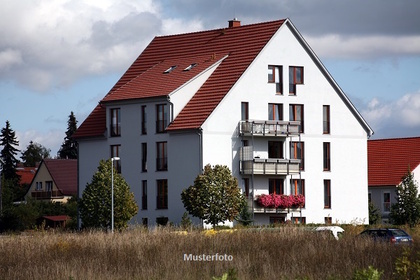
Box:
[389,170,420,227]
[58,111,78,159]
[368,202,381,225]
[0,120,20,181]
[181,164,244,227]
[79,159,138,230]
[21,141,50,167]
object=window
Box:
[46,181,53,192]
[111,145,121,173]
[323,105,330,134]
[292,217,306,225]
[368,192,372,203]
[325,217,332,224]
[270,216,285,224]
[289,104,304,132]
[269,179,284,195]
[290,142,304,170]
[289,66,303,95]
[36,182,42,190]
[163,65,177,73]
[156,142,167,171]
[268,141,283,159]
[142,143,147,172]
[110,108,121,137]
[268,65,283,94]
[242,178,250,198]
[383,192,391,212]
[290,179,305,196]
[324,180,331,209]
[183,63,197,71]
[141,105,147,135]
[142,218,148,227]
[268,103,283,121]
[156,104,168,133]
[142,180,147,210]
[241,102,249,121]
[323,142,331,171]
[157,179,168,209]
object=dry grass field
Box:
[0,225,419,280]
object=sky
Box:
[1,0,420,157]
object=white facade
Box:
[77,20,372,227]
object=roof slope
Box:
[74,19,286,137]
[44,159,77,196]
[368,137,420,186]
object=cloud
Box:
[361,91,420,138]
[16,129,64,158]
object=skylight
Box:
[163,65,177,74]
[183,63,197,71]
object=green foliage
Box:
[180,212,192,230]
[79,159,138,230]
[21,141,50,167]
[352,266,383,280]
[181,164,243,227]
[368,202,381,225]
[212,268,238,280]
[394,248,420,280]
[0,120,20,181]
[390,171,420,227]
[235,198,253,226]
[58,111,78,159]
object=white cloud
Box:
[362,91,420,138]
[306,34,420,59]
[16,129,64,158]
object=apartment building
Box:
[73,18,373,226]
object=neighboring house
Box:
[24,159,77,203]
[73,18,373,227]
[368,136,420,222]
[16,165,38,186]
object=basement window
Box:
[163,65,177,74]
[183,63,197,71]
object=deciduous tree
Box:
[21,141,50,167]
[79,159,138,230]
[181,164,244,227]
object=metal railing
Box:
[239,120,300,136]
[31,190,63,199]
[240,158,301,175]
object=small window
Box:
[142,143,147,172]
[163,65,177,73]
[289,66,304,95]
[324,180,331,209]
[142,180,147,210]
[110,108,121,137]
[289,104,304,133]
[156,142,167,171]
[290,142,304,170]
[268,103,283,121]
[242,178,250,199]
[323,105,330,134]
[323,142,331,171]
[36,182,43,191]
[141,105,147,135]
[157,179,168,209]
[46,181,53,192]
[241,102,249,121]
[268,65,283,94]
[269,179,284,195]
[383,192,391,212]
[156,104,168,133]
[183,63,197,71]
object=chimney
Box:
[228,18,241,28]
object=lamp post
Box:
[111,157,120,233]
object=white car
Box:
[315,226,345,240]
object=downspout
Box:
[197,128,203,174]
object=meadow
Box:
[0,225,419,280]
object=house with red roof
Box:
[368,137,420,222]
[74,18,373,227]
[24,159,77,203]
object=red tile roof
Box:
[74,19,286,137]
[44,159,77,196]
[368,137,420,186]
[16,166,37,185]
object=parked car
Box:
[314,226,344,240]
[359,228,413,244]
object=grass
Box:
[0,225,419,279]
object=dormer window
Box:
[163,65,177,74]
[183,63,197,71]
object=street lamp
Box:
[111,157,120,233]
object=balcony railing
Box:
[240,158,301,175]
[31,190,63,199]
[239,120,300,137]
[246,197,303,213]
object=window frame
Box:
[156,179,168,209]
[156,141,168,171]
[156,104,168,133]
[323,142,331,171]
[290,179,305,196]
[142,180,147,210]
[141,105,147,135]
[268,65,283,94]
[383,192,391,213]
[290,141,304,170]
[269,178,284,195]
[241,102,249,121]
[324,180,331,209]
[110,108,121,137]
[289,66,304,95]
[268,103,283,121]
[323,105,330,134]
[142,143,147,172]
[289,104,304,133]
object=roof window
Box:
[183,63,197,71]
[163,65,177,74]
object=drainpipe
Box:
[197,128,203,174]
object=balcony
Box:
[239,120,300,137]
[240,158,301,175]
[31,190,63,200]
[246,196,303,214]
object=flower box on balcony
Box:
[255,194,305,209]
